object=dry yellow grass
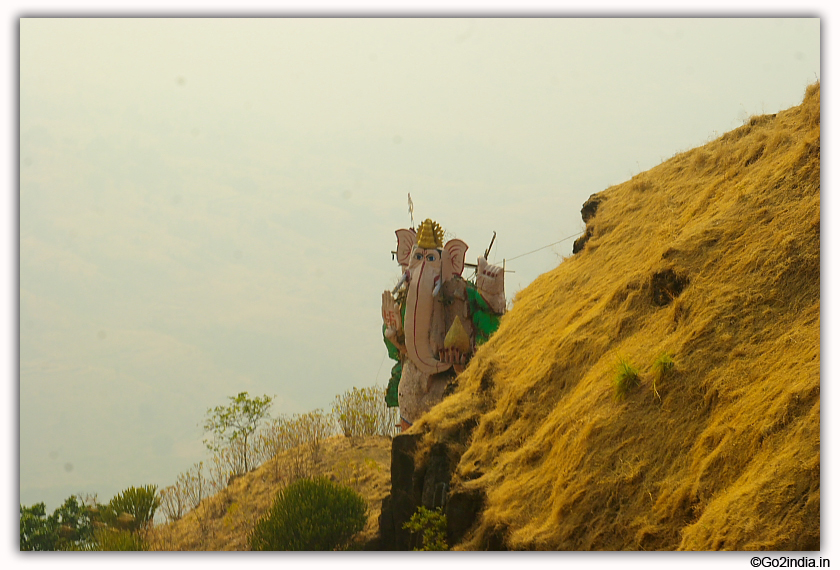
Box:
[414,82,820,550]
[147,435,392,551]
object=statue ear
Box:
[395,229,416,267]
[443,239,468,277]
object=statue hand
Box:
[382,290,403,341]
[475,257,506,314]
[438,347,469,375]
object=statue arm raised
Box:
[475,257,506,314]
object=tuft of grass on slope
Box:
[651,353,675,401]
[613,358,641,400]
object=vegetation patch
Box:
[613,358,641,400]
[203,392,273,477]
[249,477,367,551]
[20,485,159,551]
[403,506,448,551]
[333,386,399,438]
[651,353,675,401]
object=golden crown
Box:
[416,218,444,249]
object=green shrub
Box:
[651,353,675,400]
[249,477,367,551]
[613,358,641,400]
[99,485,159,532]
[403,506,448,551]
[93,528,148,551]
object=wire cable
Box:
[505,231,581,263]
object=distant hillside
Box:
[411,82,820,550]
[148,435,391,551]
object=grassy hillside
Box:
[413,82,820,550]
[148,435,391,550]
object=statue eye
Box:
[426,254,436,262]
[415,253,423,260]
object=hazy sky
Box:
[17,16,819,513]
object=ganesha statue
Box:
[381,218,506,430]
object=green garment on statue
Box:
[466,281,502,346]
[383,329,402,408]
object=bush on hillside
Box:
[403,506,449,551]
[208,442,248,490]
[248,477,367,551]
[160,461,211,522]
[91,527,148,551]
[262,409,336,480]
[332,385,397,438]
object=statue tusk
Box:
[392,271,409,294]
[433,278,442,297]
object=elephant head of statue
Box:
[394,219,468,375]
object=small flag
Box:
[408,193,415,228]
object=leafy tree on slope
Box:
[203,391,273,476]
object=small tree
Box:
[159,484,187,523]
[182,461,210,510]
[203,392,273,476]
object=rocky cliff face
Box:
[379,82,820,551]
[379,428,493,550]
